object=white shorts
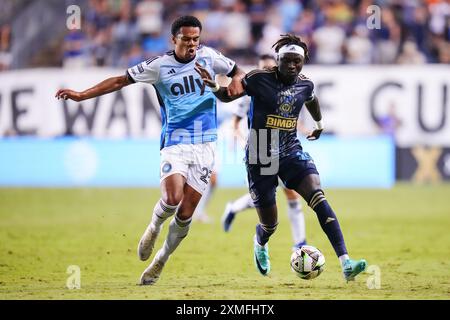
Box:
[160,142,216,195]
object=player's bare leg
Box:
[294,174,366,281]
[140,183,202,285]
[137,174,185,261]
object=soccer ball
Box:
[290,245,325,280]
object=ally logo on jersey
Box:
[170,75,206,96]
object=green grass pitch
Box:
[1,184,449,300]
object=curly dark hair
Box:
[272,34,310,62]
[171,16,202,36]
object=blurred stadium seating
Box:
[0,0,448,70]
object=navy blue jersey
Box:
[243,68,315,165]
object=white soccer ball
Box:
[290,245,325,280]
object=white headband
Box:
[278,44,305,58]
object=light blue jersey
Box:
[127,46,236,149]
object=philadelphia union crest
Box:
[277,89,296,116]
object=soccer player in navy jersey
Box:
[221,54,308,250]
[56,16,246,285]
[195,34,366,281]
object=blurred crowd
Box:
[0,24,12,71]
[1,0,450,70]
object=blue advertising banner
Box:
[0,136,394,188]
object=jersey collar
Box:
[173,51,196,64]
[275,70,299,86]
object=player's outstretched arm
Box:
[305,96,324,141]
[194,62,244,103]
[55,75,132,101]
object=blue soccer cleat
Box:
[221,202,236,232]
[342,258,367,282]
[253,235,270,276]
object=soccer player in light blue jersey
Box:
[56,16,246,285]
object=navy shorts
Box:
[246,152,319,208]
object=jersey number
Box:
[200,167,212,184]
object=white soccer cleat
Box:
[137,224,160,261]
[139,258,165,285]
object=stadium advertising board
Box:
[0,66,448,148]
[0,136,394,187]
[396,147,450,182]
